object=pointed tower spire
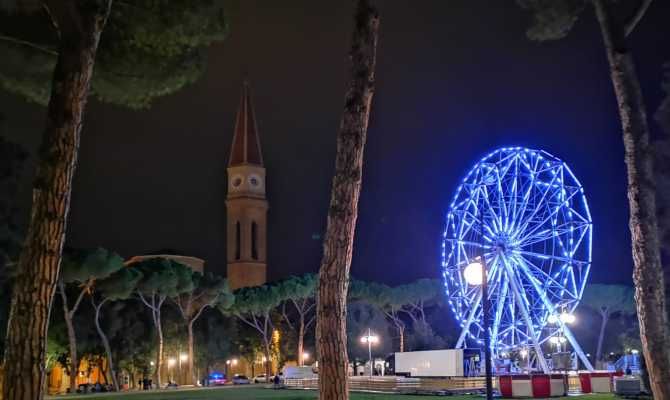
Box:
[229,80,263,166]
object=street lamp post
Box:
[463,198,493,400]
[481,256,493,400]
[360,328,379,377]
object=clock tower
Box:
[226,81,268,290]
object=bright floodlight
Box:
[520,349,528,358]
[463,261,483,285]
[361,334,379,344]
[560,312,576,324]
[550,336,567,344]
[547,314,559,324]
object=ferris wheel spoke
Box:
[515,254,580,303]
[519,220,589,248]
[494,169,510,229]
[512,171,562,239]
[455,289,483,348]
[478,187,503,233]
[510,253,567,296]
[513,251,583,299]
[491,272,509,350]
[515,259,595,370]
[515,249,587,268]
[508,156,521,230]
[508,154,545,232]
[516,187,582,244]
[499,255,549,372]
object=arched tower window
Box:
[251,221,258,260]
[235,221,241,260]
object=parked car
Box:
[232,374,250,385]
[166,381,179,389]
[253,374,268,383]
[205,372,227,386]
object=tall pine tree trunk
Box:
[594,2,670,398]
[93,300,119,392]
[187,320,195,385]
[298,316,305,366]
[58,282,78,393]
[264,341,272,381]
[154,309,164,388]
[316,1,379,399]
[595,310,609,364]
[2,2,112,399]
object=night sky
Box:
[2,1,669,286]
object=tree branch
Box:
[0,34,58,56]
[70,280,93,317]
[137,292,155,310]
[624,0,652,37]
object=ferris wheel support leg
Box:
[501,259,550,373]
[455,290,483,349]
[491,276,509,357]
[516,264,595,371]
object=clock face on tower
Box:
[248,174,263,190]
[231,174,243,190]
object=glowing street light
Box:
[180,353,188,362]
[549,336,567,345]
[168,358,176,367]
[550,336,567,352]
[360,328,379,377]
[302,352,310,362]
[463,260,483,286]
[559,312,576,324]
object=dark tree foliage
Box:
[196,309,234,378]
[655,65,670,253]
[0,125,27,357]
[106,302,155,388]
[0,127,27,270]
[0,0,228,109]
[517,0,586,40]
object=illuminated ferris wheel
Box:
[442,146,593,371]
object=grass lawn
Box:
[48,386,619,400]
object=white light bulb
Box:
[463,261,483,285]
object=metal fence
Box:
[284,376,491,394]
[285,374,584,395]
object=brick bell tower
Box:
[226,81,268,290]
